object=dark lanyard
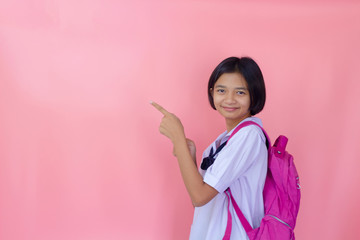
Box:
[200,141,227,170]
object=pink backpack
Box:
[223,121,301,240]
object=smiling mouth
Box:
[222,106,238,112]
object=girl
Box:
[151,56,267,239]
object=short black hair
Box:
[207,56,266,116]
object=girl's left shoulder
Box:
[231,117,266,142]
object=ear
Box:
[210,88,213,97]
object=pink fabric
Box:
[223,191,232,240]
[223,188,253,240]
[224,122,300,239]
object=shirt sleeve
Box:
[203,125,266,193]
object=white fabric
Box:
[189,117,268,240]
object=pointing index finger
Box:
[150,101,169,115]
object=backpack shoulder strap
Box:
[228,121,271,148]
[224,121,270,235]
[227,188,253,233]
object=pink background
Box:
[1,0,360,239]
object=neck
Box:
[225,115,251,132]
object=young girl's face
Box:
[212,72,251,128]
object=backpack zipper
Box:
[268,215,292,229]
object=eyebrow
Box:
[215,85,248,90]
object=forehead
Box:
[214,72,248,88]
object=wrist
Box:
[171,132,186,145]
[172,137,188,156]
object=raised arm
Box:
[151,101,218,206]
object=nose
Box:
[224,92,236,104]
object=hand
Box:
[151,101,186,144]
[151,102,217,206]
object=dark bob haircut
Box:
[208,56,266,116]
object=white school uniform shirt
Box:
[189,117,268,240]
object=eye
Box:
[236,91,246,95]
[216,89,225,94]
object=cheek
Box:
[247,97,251,105]
[246,99,251,108]
[239,96,251,109]
[212,94,218,103]
[213,99,221,110]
